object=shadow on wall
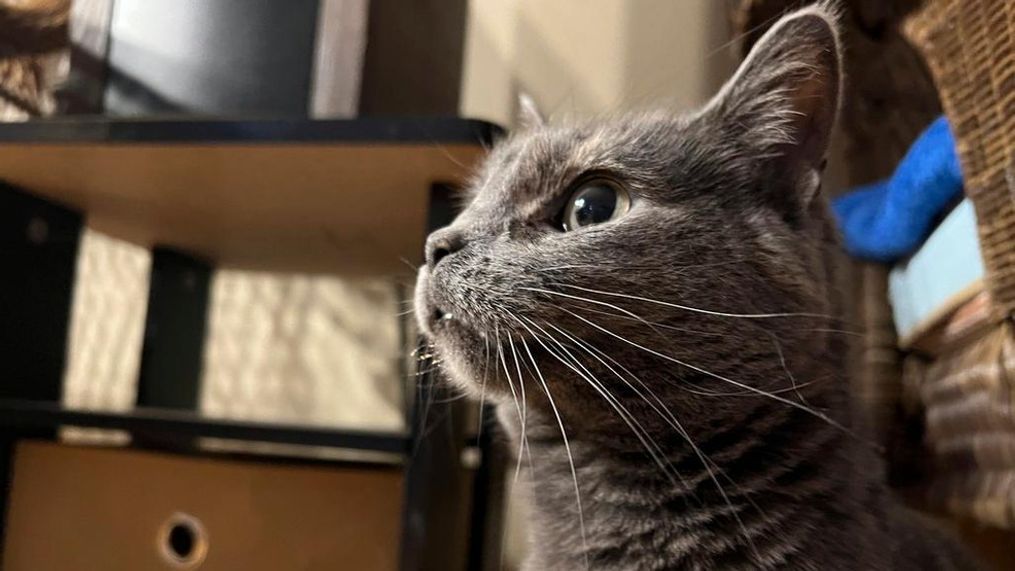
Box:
[494,0,737,123]
[511,2,618,118]
[621,1,736,112]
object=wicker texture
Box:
[896,0,1015,530]
[904,0,1015,320]
[907,321,1015,526]
[0,0,68,120]
[62,229,149,412]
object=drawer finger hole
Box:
[157,512,208,569]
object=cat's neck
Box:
[500,396,882,569]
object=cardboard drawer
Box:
[3,441,403,570]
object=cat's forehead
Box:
[471,113,681,209]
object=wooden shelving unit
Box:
[0,117,503,571]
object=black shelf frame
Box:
[0,400,410,455]
[0,116,500,145]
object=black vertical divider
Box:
[466,412,507,571]
[399,184,508,571]
[0,183,83,554]
[137,248,212,412]
[401,183,473,571]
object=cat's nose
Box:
[425,228,466,269]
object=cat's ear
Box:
[516,92,546,130]
[701,4,841,204]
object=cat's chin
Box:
[425,318,491,393]
[429,321,544,403]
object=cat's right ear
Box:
[699,3,841,205]
[516,92,546,130]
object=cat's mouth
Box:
[426,303,462,336]
[422,299,485,346]
[425,305,488,347]
[430,305,453,324]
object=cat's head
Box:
[415,5,844,427]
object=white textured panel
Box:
[62,228,150,411]
[201,271,405,432]
[62,230,406,434]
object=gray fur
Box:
[415,4,980,570]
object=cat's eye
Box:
[562,180,630,231]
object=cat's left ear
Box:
[701,4,841,204]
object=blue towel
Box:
[832,116,964,262]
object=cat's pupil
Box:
[574,186,615,224]
[565,183,625,230]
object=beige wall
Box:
[460,0,735,126]
[459,2,736,567]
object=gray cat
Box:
[415,4,980,570]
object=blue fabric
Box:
[832,116,964,262]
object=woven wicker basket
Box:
[906,321,1015,526]
[905,0,1015,321]
[902,0,1015,528]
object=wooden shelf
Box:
[0,117,499,275]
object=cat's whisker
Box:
[522,318,768,556]
[411,366,443,378]
[516,333,590,571]
[520,286,668,338]
[430,392,471,405]
[548,321,763,559]
[802,327,865,338]
[411,346,441,459]
[476,332,491,445]
[542,321,699,491]
[496,327,530,486]
[506,330,535,479]
[533,257,754,273]
[515,315,686,491]
[556,307,866,443]
[561,303,726,339]
[527,285,863,344]
[398,257,420,272]
[682,379,826,398]
[424,135,471,173]
[533,300,735,398]
[555,283,853,324]
[492,330,521,571]
[507,332,529,445]
[763,330,810,406]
